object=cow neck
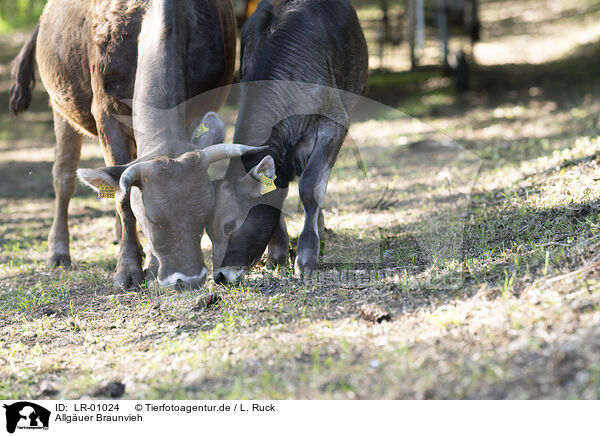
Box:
[132,0,189,158]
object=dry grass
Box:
[1,0,600,399]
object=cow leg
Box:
[47,109,83,268]
[144,252,159,281]
[295,122,346,275]
[267,211,289,269]
[318,209,325,240]
[112,187,143,289]
[94,109,143,289]
[113,211,122,244]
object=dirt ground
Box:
[1,0,600,399]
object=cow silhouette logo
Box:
[3,402,50,433]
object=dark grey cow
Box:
[206,0,369,283]
[9,0,260,289]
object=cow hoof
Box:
[294,256,318,277]
[144,268,157,282]
[113,269,144,290]
[266,253,288,270]
[46,253,71,269]
[266,262,281,271]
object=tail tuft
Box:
[9,24,39,117]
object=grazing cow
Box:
[10,0,261,289]
[206,0,369,283]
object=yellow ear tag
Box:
[194,123,210,138]
[259,172,277,195]
[98,184,116,199]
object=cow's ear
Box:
[248,155,276,181]
[240,155,277,198]
[77,166,128,192]
[192,111,226,147]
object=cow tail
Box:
[9,23,39,117]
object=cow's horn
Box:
[119,162,143,193]
[202,144,268,164]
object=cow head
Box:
[207,154,285,284]
[78,113,265,288]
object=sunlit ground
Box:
[1,0,600,399]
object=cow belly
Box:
[37,61,98,136]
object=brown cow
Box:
[10,0,257,289]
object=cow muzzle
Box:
[159,268,208,289]
[214,267,244,285]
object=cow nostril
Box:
[214,272,226,285]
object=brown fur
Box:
[9,24,38,117]
[10,0,237,288]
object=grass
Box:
[0,11,42,35]
[1,0,600,399]
[0,0,46,34]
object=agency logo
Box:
[3,402,50,434]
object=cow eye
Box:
[224,220,236,234]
